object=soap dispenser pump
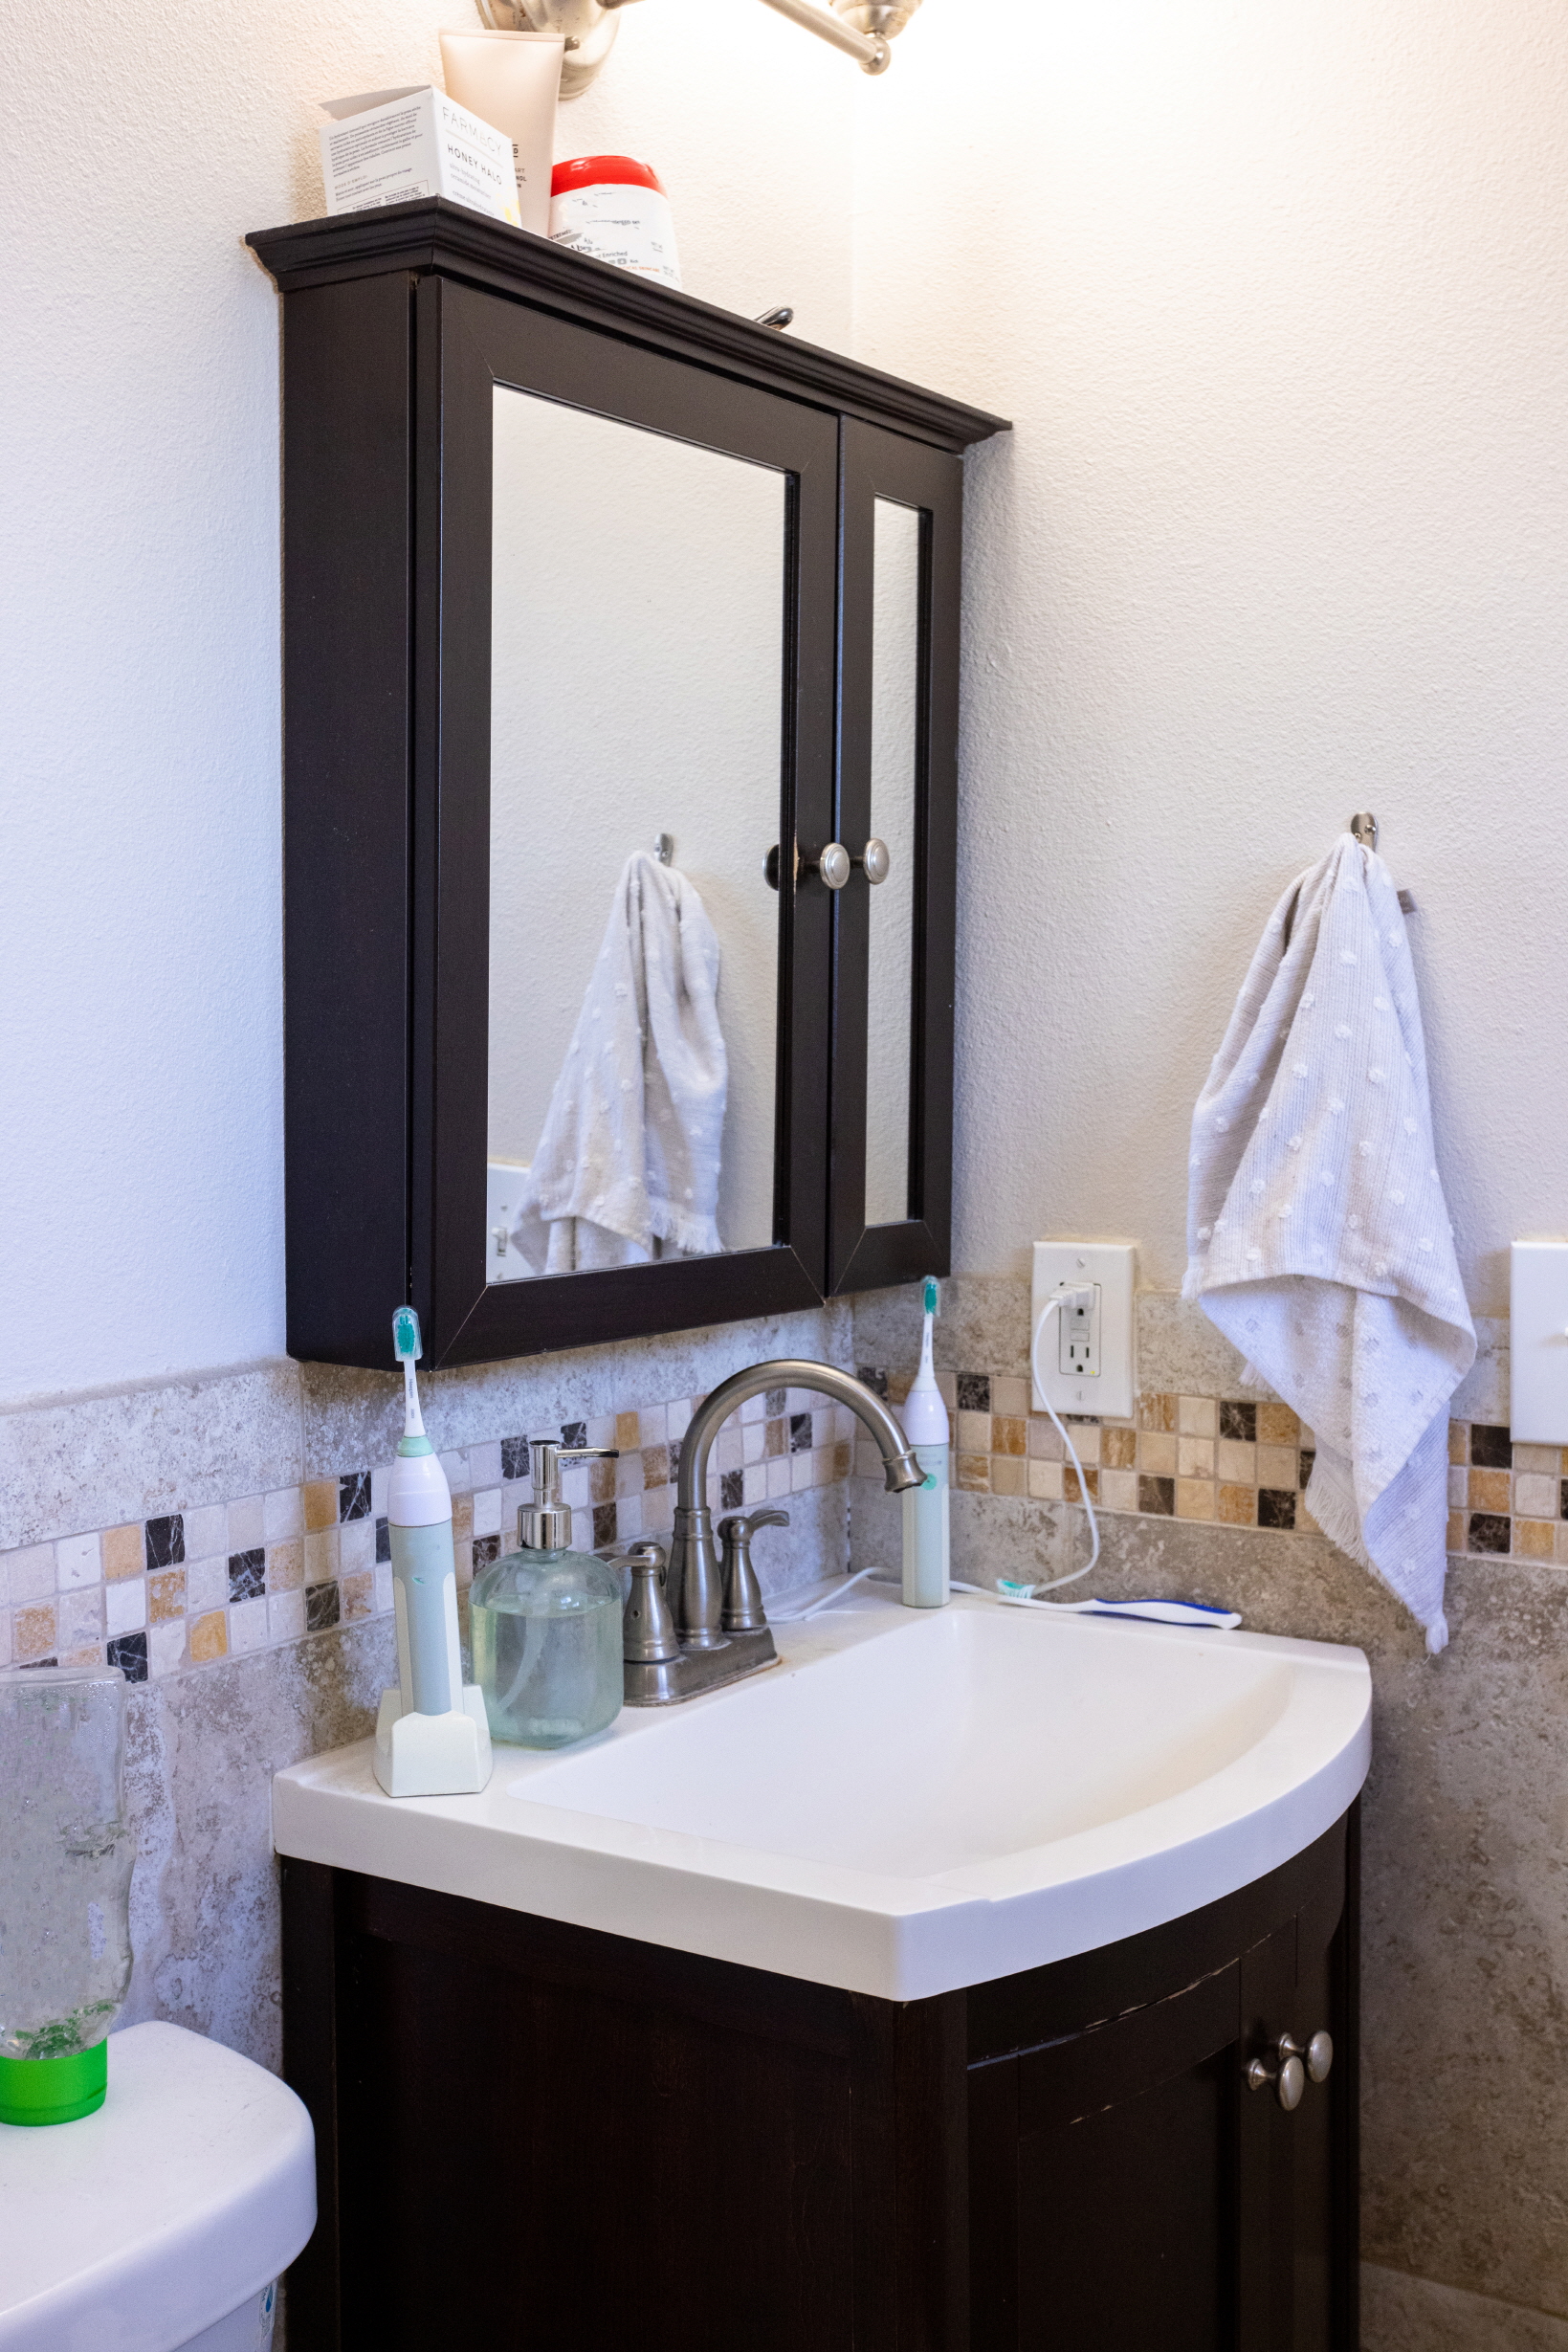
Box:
[470,1439,627,1749]
[373,1307,494,1798]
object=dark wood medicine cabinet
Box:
[248,200,1007,1370]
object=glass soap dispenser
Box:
[470,1439,626,1748]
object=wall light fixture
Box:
[475,0,920,95]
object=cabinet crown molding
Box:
[247,198,1010,456]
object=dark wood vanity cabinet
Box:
[281,1808,1357,2352]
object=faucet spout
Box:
[670,1359,922,1649]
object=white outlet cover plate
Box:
[1032,1241,1137,1421]
[1510,1240,1568,1444]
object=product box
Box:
[319,85,520,226]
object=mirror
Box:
[487,386,787,1282]
[863,497,922,1227]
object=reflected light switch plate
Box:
[1509,1241,1568,1444]
[486,1160,533,1285]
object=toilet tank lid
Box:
[0,2020,316,2352]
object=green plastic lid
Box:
[0,2040,108,2127]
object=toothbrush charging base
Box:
[374,1687,493,1797]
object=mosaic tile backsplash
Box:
[0,1389,856,1683]
[851,1365,1565,1565]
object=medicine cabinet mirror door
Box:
[827,420,963,1295]
[419,282,841,1365]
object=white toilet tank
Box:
[0,2019,316,2352]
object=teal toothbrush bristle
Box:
[392,1305,422,1364]
[924,1277,939,1316]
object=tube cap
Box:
[0,2040,108,2126]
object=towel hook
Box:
[1348,811,1417,916]
[653,832,674,865]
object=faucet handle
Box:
[718,1507,790,1541]
[617,1542,680,1665]
[718,1508,787,1633]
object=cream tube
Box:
[439,30,563,235]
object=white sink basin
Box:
[273,1591,1370,2000]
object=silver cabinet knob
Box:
[765,839,892,891]
[1248,2029,1331,2109]
[1246,2051,1305,2110]
[1282,2030,1334,2084]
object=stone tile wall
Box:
[0,1387,855,1688]
[854,1352,1567,1565]
[851,1276,1568,2346]
[8,1275,1565,2342]
[0,1299,855,2071]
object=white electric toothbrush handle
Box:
[403,1357,426,1438]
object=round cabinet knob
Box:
[1306,2030,1334,2084]
[860,837,892,884]
[1246,2052,1307,2111]
[817,842,851,890]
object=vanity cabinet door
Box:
[1236,1861,1357,2352]
[970,1959,1244,2351]
[967,1839,1356,2352]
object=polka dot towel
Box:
[1183,834,1474,1653]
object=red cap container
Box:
[550,155,667,198]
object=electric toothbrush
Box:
[372,1306,493,1798]
[900,1277,951,1607]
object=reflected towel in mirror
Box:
[1182,834,1474,1653]
[511,850,728,1274]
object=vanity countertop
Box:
[272,1589,1370,2000]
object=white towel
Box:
[1183,834,1474,1653]
[512,852,728,1276]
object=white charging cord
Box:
[1021,1288,1101,1593]
[773,1292,1102,1621]
[768,1564,886,1622]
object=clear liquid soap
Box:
[471,1438,625,1748]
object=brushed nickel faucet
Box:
[619,1359,922,1706]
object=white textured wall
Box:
[0,0,854,1406]
[8,0,1565,1405]
[853,0,1568,1315]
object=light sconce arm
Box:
[481,0,914,95]
[755,0,891,74]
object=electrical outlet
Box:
[1057,1285,1100,1378]
[1031,1242,1137,1419]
